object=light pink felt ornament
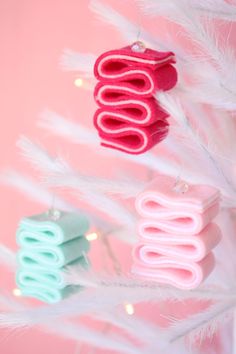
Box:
[136,222,221,262]
[132,175,221,289]
[135,175,220,235]
[132,251,215,290]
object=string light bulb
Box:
[124,303,135,315]
[86,232,98,241]
[12,288,22,297]
[74,78,84,87]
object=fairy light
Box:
[74,78,84,87]
[86,232,98,241]
[12,288,22,297]
[124,303,135,315]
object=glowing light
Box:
[74,78,84,87]
[86,232,98,241]
[13,288,22,297]
[125,303,134,315]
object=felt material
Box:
[97,119,169,155]
[94,46,176,81]
[95,65,177,97]
[133,176,221,289]
[132,252,215,290]
[16,282,75,303]
[94,92,168,125]
[93,45,177,154]
[135,223,221,262]
[16,256,89,289]
[17,211,89,246]
[135,175,220,234]
[18,236,90,268]
[17,266,66,289]
[16,211,91,303]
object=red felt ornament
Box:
[93,42,178,154]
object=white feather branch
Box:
[60,49,96,74]
[0,292,140,354]
[138,0,236,21]
[0,170,76,211]
[38,109,99,145]
[0,244,16,270]
[168,299,236,345]
[16,136,136,233]
[157,91,236,203]
[89,0,187,61]
[138,0,236,110]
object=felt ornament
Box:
[16,210,90,303]
[132,175,222,289]
[93,42,177,154]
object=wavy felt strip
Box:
[136,222,221,262]
[96,119,169,155]
[135,175,220,235]
[16,256,88,289]
[94,91,168,126]
[16,282,74,303]
[132,252,215,290]
[17,211,89,246]
[94,46,176,82]
[18,236,90,269]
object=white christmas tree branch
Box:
[64,267,236,303]
[38,109,181,176]
[0,169,117,232]
[16,136,136,233]
[138,0,236,21]
[39,109,99,145]
[0,169,76,211]
[167,299,236,345]
[157,91,236,203]
[138,0,236,110]
[89,0,188,63]
[0,292,140,354]
[60,49,96,74]
[0,244,16,270]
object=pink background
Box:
[0,1,233,353]
[0,1,146,353]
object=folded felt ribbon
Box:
[132,175,221,289]
[135,175,220,235]
[95,119,169,155]
[94,46,176,84]
[17,211,89,246]
[16,256,88,303]
[95,65,177,97]
[18,236,90,268]
[137,222,221,262]
[93,45,177,154]
[16,210,91,303]
[94,92,168,125]
[15,281,73,303]
[132,252,215,290]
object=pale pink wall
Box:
[0,1,143,353]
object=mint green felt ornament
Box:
[18,236,90,268]
[17,211,89,246]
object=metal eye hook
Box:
[173,174,189,194]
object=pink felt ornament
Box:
[93,43,177,154]
[132,175,222,289]
[132,251,215,290]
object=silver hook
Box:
[173,174,189,194]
